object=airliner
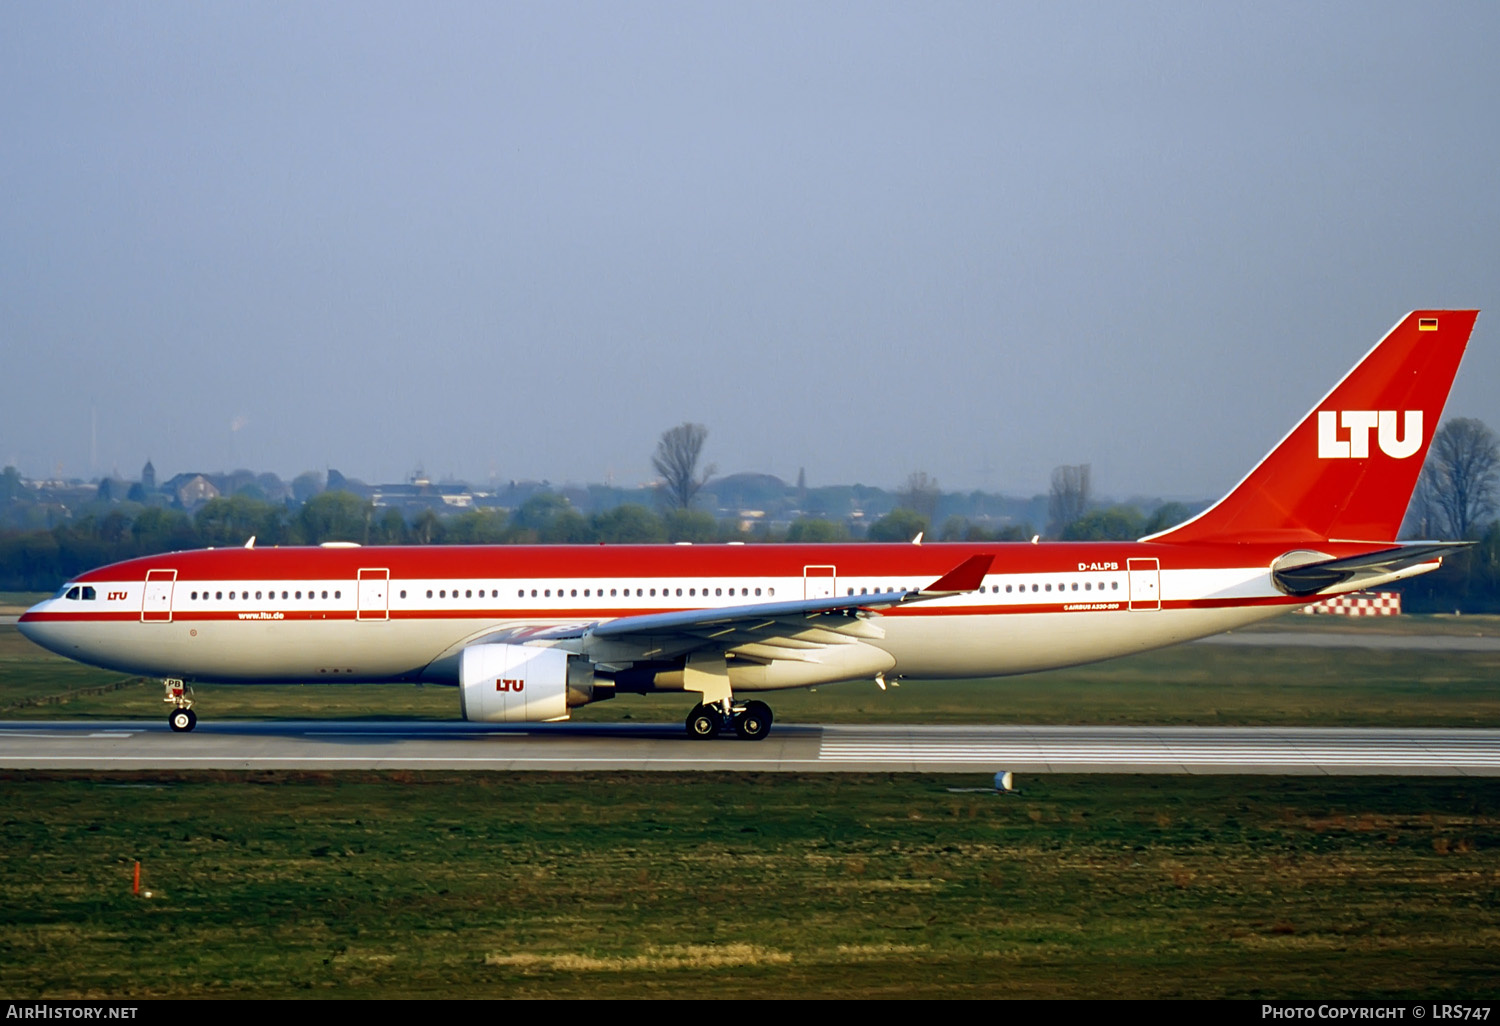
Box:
[18,310,1479,740]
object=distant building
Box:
[163,473,220,510]
[141,460,156,491]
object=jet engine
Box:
[458,643,611,723]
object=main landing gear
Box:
[685,700,773,741]
[163,678,197,732]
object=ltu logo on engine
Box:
[494,677,525,692]
[1317,410,1422,459]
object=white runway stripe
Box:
[817,727,1500,767]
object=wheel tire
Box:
[734,701,773,741]
[685,704,721,740]
[169,708,196,733]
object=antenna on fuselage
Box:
[244,536,256,549]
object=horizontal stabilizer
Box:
[1271,542,1471,597]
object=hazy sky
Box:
[3,2,1496,500]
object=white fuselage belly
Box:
[22,563,1298,687]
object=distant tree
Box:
[896,471,941,523]
[1062,505,1146,541]
[255,472,290,503]
[664,509,718,543]
[195,494,286,547]
[510,493,592,543]
[1143,501,1193,537]
[410,509,443,545]
[867,508,928,542]
[653,423,715,511]
[592,504,667,543]
[291,470,325,503]
[1414,418,1499,539]
[130,507,195,552]
[1,466,24,504]
[445,509,509,544]
[295,491,370,544]
[1047,464,1091,537]
[372,508,408,545]
[787,517,849,543]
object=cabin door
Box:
[1127,558,1161,611]
[141,569,177,623]
[357,568,390,621]
[803,565,837,599]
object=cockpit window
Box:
[65,587,80,600]
[81,587,96,601]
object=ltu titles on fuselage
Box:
[15,311,1481,742]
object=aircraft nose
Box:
[16,603,59,651]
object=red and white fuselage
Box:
[14,538,1429,686]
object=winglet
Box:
[921,554,993,595]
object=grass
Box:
[4,618,1499,727]
[4,617,1499,998]
[0,772,1497,999]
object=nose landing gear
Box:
[164,678,196,732]
[685,700,773,741]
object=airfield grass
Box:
[1,771,1498,999]
[4,619,1499,727]
[4,619,1500,998]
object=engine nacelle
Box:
[459,644,602,723]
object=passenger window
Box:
[215,591,223,600]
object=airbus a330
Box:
[19,310,1479,740]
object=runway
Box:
[3,720,1499,775]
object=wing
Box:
[513,554,993,687]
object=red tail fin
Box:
[1147,310,1479,545]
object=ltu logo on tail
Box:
[1317,410,1422,459]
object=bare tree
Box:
[896,470,940,522]
[1416,418,1499,539]
[653,423,716,511]
[1047,463,1091,537]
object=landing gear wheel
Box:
[685,704,722,740]
[169,708,197,732]
[734,701,773,741]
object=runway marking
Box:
[0,730,142,739]
[817,728,1500,767]
[304,730,531,738]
